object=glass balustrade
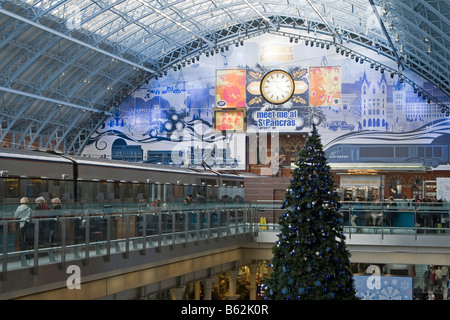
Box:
[1,199,449,276]
[255,200,450,236]
[0,201,257,274]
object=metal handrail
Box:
[254,200,450,238]
[0,206,257,277]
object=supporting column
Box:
[214,273,221,299]
[195,280,201,300]
[225,269,240,300]
[170,276,186,300]
[170,285,186,300]
[202,277,214,300]
[247,263,258,300]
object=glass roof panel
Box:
[7,0,450,97]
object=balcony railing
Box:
[2,199,450,279]
[255,200,450,238]
[0,202,257,278]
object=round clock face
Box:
[260,70,295,104]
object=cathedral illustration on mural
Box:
[360,71,388,130]
[324,67,450,168]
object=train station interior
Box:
[0,0,449,303]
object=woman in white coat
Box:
[14,197,32,248]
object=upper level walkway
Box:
[256,200,450,266]
[1,200,450,299]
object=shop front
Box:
[338,174,383,201]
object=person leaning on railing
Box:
[413,198,424,227]
[34,196,50,217]
[14,197,33,249]
[350,198,363,227]
[384,196,397,226]
[51,198,62,210]
[14,197,32,229]
[33,196,51,244]
[370,198,383,226]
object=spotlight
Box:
[326,44,330,50]
[336,47,339,53]
[370,63,374,69]
[294,38,298,43]
[306,40,309,46]
[414,88,418,93]
[427,99,431,104]
[418,91,421,97]
[290,37,293,43]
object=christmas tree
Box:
[265,125,357,300]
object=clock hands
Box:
[261,70,295,104]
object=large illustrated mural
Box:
[84,67,245,169]
[82,33,450,169]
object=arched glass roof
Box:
[0,0,448,154]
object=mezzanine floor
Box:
[1,201,450,299]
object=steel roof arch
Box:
[0,0,448,154]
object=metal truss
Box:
[0,0,448,154]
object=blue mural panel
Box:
[354,274,413,300]
[84,66,246,169]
